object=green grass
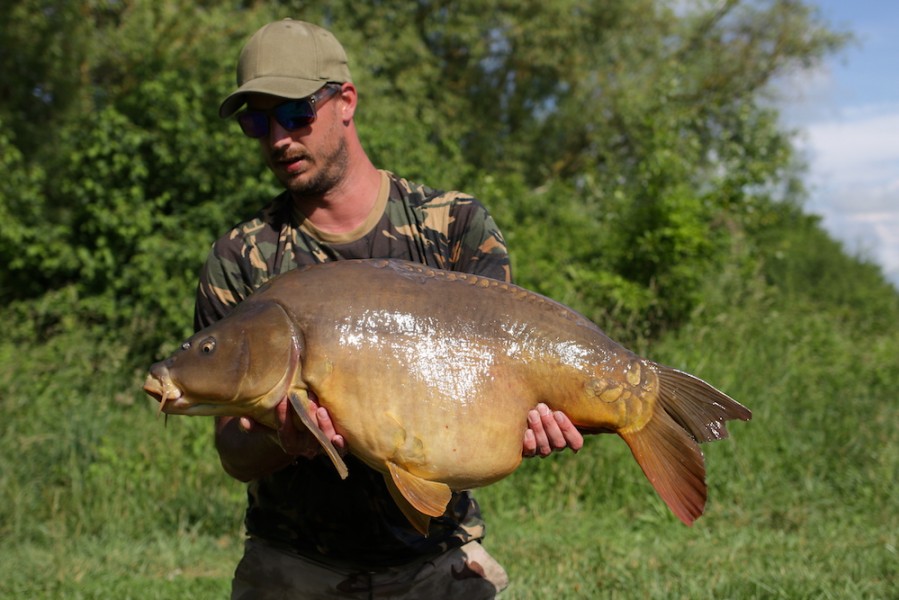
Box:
[482,287,899,598]
[2,286,897,598]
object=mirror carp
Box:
[144,259,750,534]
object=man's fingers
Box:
[316,406,334,435]
[528,406,552,457]
[554,411,584,452]
[522,428,537,457]
[238,416,255,433]
[316,407,346,452]
[539,404,566,451]
[523,404,583,457]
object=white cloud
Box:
[796,103,899,288]
[804,108,899,184]
[774,1,899,288]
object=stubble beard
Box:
[285,135,350,200]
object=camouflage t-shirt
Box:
[194,170,511,567]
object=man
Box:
[198,19,583,599]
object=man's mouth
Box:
[278,152,310,172]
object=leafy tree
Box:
[0,0,867,358]
[1,0,276,347]
[0,1,93,158]
[328,0,850,332]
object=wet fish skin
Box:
[144,259,750,533]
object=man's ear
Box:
[337,83,358,124]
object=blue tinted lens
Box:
[236,99,316,138]
[274,100,316,130]
[236,111,269,138]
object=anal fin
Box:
[383,474,433,536]
[287,391,349,479]
[386,461,452,534]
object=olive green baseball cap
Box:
[219,19,353,118]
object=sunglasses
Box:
[236,84,341,138]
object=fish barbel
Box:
[143,259,750,534]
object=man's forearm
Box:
[214,416,294,482]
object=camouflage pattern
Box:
[195,171,510,329]
[231,537,508,599]
[194,170,511,568]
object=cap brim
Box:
[218,76,330,118]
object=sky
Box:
[779,1,899,288]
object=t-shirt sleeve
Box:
[447,196,512,283]
[193,236,256,331]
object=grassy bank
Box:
[1,284,896,598]
[481,287,898,598]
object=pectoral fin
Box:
[287,391,349,479]
[386,460,452,523]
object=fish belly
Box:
[302,333,535,490]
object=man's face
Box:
[245,88,349,199]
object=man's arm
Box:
[215,399,345,482]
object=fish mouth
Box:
[142,371,231,417]
[143,372,191,415]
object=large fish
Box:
[143,259,750,534]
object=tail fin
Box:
[619,367,751,525]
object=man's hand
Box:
[237,398,346,459]
[522,403,584,457]
[216,398,346,481]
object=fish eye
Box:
[200,338,216,354]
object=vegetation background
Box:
[1,0,896,597]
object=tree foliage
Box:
[1,0,881,360]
